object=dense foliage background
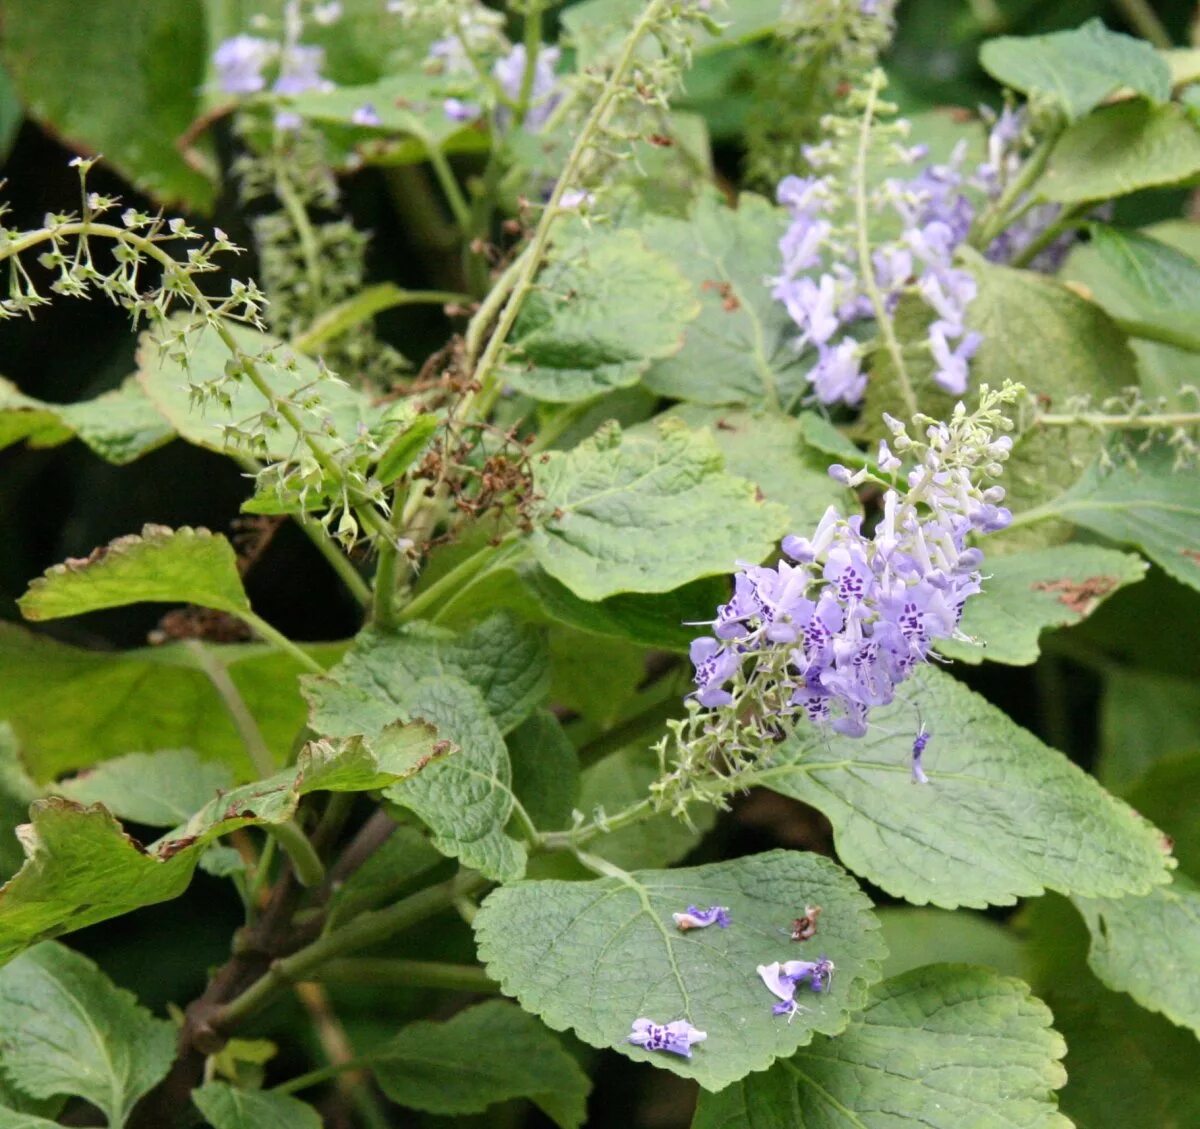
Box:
[0,1,1198,1127]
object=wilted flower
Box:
[758,958,835,1020]
[672,905,731,931]
[628,1018,708,1057]
[911,725,930,784]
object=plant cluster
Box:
[0,2,1198,1128]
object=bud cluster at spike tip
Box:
[688,386,1017,742]
[772,106,1077,406]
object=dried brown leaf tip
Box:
[1031,575,1119,616]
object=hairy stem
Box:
[540,797,655,850]
[1113,0,1173,47]
[853,73,917,418]
[186,640,278,778]
[371,537,400,632]
[240,610,326,674]
[315,957,499,993]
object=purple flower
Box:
[911,725,930,784]
[690,637,740,708]
[443,97,482,123]
[273,43,330,95]
[758,958,835,1020]
[628,1018,707,1057]
[213,35,276,95]
[672,905,731,931]
[493,44,562,131]
[351,103,382,127]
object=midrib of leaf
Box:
[46,971,124,1126]
[781,1059,870,1129]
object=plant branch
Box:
[240,610,326,674]
[1113,0,1173,47]
[314,957,499,993]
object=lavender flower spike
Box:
[672,905,731,931]
[628,1018,707,1058]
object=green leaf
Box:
[375,413,440,487]
[1020,893,1200,1129]
[1126,753,1200,878]
[0,942,174,1127]
[979,18,1170,119]
[372,1001,591,1127]
[505,229,700,403]
[1033,445,1200,594]
[1098,670,1200,793]
[0,378,174,465]
[0,624,343,782]
[659,406,856,534]
[192,1082,322,1129]
[18,525,250,622]
[383,678,527,882]
[531,419,789,601]
[875,907,1026,980]
[1,2,215,209]
[474,849,884,1092]
[1071,225,1200,351]
[507,711,579,833]
[0,725,441,964]
[0,1110,62,1128]
[964,253,1136,538]
[305,613,549,737]
[637,194,804,407]
[1074,876,1200,1037]
[692,964,1068,1129]
[936,544,1147,665]
[764,665,1172,908]
[324,826,444,929]
[136,320,385,462]
[55,749,233,827]
[1040,101,1200,204]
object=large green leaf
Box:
[660,406,856,534]
[1030,445,1200,594]
[0,943,175,1128]
[692,964,1068,1129]
[637,194,805,407]
[0,378,173,465]
[0,1110,62,1128]
[0,725,441,964]
[2,1,215,210]
[1040,101,1200,204]
[474,849,885,1092]
[936,544,1146,665]
[324,825,444,929]
[136,320,385,462]
[875,907,1026,980]
[762,665,1172,908]
[1074,876,1200,1037]
[192,1082,322,1129]
[531,419,789,600]
[505,230,699,403]
[506,710,580,834]
[0,625,342,782]
[18,525,250,622]
[372,1001,591,1128]
[979,18,1170,119]
[1098,669,1200,792]
[55,749,234,827]
[965,253,1136,524]
[1126,753,1200,878]
[382,678,527,882]
[305,614,549,738]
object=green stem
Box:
[1113,0,1173,47]
[293,287,473,355]
[212,872,487,1031]
[425,143,473,231]
[273,155,325,307]
[463,0,675,412]
[398,535,523,623]
[315,958,498,993]
[515,3,546,130]
[295,513,372,607]
[1111,317,1200,354]
[268,819,326,889]
[1035,408,1200,429]
[271,1056,376,1097]
[371,538,400,632]
[540,797,655,851]
[853,73,916,419]
[241,610,325,674]
[969,130,1061,249]
[1009,203,1089,268]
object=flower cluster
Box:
[213,0,336,127]
[653,385,1020,815]
[773,104,1071,406]
[690,387,1015,739]
[428,34,563,132]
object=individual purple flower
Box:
[351,103,381,127]
[929,325,982,395]
[689,637,740,708]
[493,43,562,131]
[213,35,276,95]
[628,1018,707,1057]
[672,905,731,931]
[809,340,866,410]
[911,725,930,784]
[443,97,482,123]
[274,110,303,131]
[274,43,330,95]
[758,958,834,1021]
